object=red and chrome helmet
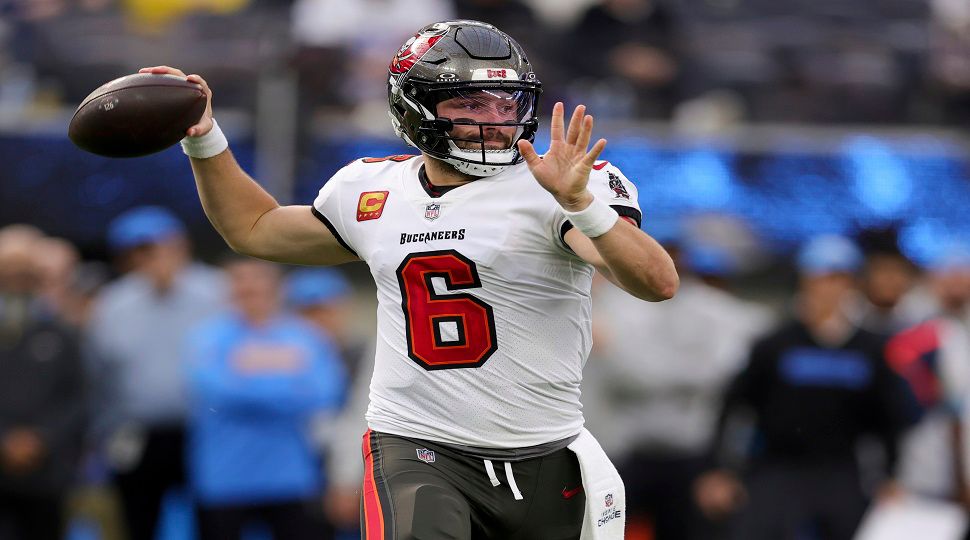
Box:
[387,20,541,177]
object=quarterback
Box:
[143,19,677,540]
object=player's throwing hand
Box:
[138,66,214,138]
[516,102,607,212]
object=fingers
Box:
[549,102,565,144]
[582,138,608,167]
[137,66,214,137]
[186,74,212,98]
[138,67,209,96]
[517,139,542,169]
[186,118,214,137]
[565,105,586,146]
[575,115,593,154]
[183,74,214,136]
[138,65,187,78]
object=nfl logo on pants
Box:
[416,448,436,463]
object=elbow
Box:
[652,274,679,301]
[636,245,680,301]
[211,223,253,257]
[656,276,679,301]
[224,238,256,258]
[645,268,680,302]
[223,231,266,260]
[622,263,679,302]
[655,256,681,300]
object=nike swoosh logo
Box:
[562,486,583,499]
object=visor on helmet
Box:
[434,88,536,126]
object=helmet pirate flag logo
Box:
[390,25,449,75]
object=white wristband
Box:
[180,118,228,159]
[563,196,619,238]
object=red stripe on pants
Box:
[362,429,386,539]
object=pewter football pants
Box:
[361,430,586,540]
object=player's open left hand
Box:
[138,66,214,138]
[517,102,607,212]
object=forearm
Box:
[141,66,353,265]
[590,218,678,301]
[558,186,678,301]
[189,150,280,254]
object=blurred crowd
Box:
[2,0,970,130]
[587,228,970,540]
[0,207,371,540]
[0,202,967,540]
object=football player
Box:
[141,19,678,540]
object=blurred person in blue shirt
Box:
[186,256,347,540]
[284,267,369,538]
[86,206,228,540]
[285,267,367,380]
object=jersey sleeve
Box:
[311,164,360,258]
[554,161,642,247]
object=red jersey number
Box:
[396,250,497,370]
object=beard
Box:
[451,128,514,150]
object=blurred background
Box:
[0,0,969,539]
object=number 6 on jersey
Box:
[396,250,498,370]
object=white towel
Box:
[568,428,626,540]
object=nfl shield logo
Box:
[424,203,440,221]
[604,493,614,507]
[416,448,436,463]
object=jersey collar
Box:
[418,165,461,199]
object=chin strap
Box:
[448,158,509,177]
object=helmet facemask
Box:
[423,87,538,176]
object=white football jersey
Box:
[313,155,641,448]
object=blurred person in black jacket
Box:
[694,235,915,540]
[35,236,85,328]
[0,225,86,540]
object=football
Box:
[68,73,206,158]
